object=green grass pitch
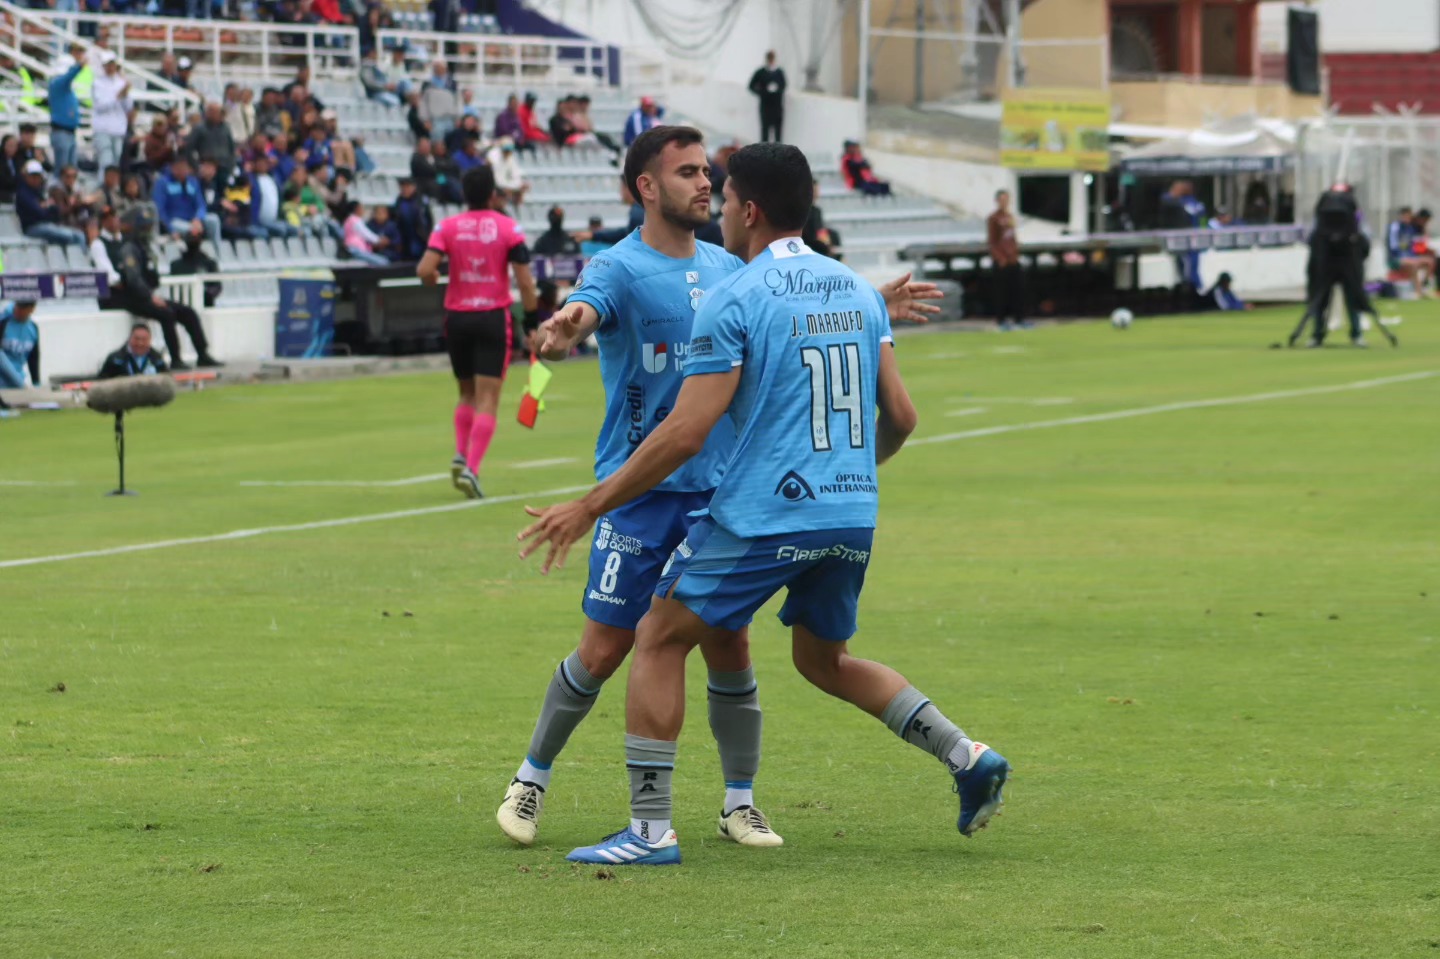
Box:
[2,307,1438,958]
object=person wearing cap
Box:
[173,56,194,89]
[486,137,528,213]
[748,50,787,142]
[623,95,664,148]
[516,92,549,149]
[0,300,41,391]
[106,207,220,370]
[90,51,133,175]
[17,160,85,247]
[154,155,222,251]
[392,177,434,261]
[47,45,86,172]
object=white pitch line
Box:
[948,397,1074,406]
[0,484,593,570]
[0,480,78,487]
[912,370,1438,447]
[944,407,988,418]
[510,457,578,470]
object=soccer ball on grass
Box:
[1110,308,1134,330]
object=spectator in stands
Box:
[749,50,786,143]
[0,301,40,391]
[454,134,486,174]
[142,115,176,174]
[186,103,237,186]
[281,166,334,239]
[113,172,151,223]
[98,165,125,214]
[420,60,460,145]
[1411,208,1437,293]
[461,88,482,120]
[623,96,664,147]
[517,92,549,148]
[315,168,352,223]
[431,140,463,202]
[102,207,219,370]
[98,323,169,379]
[271,132,296,183]
[361,49,402,107]
[0,135,22,204]
[1386,206,1429,293]
[572,178,642,245]
[392,177,434,261]
[302,122,336,172]
[1202,272,1250,311]
[410,136,457,205]
[549,95,579,147]
[225,85,256,145]
[709,140,739,200]
[198,159,255,241]
[247,154,296,238]
[532,205,580,256]
[48,44,87,172]
[284,82,313,134]
[494,94,524,144]
[187,0,213,21]
[341,200,391,265]
[154,155,222,251]
[55,165,102,228]
[430,0,460,33]
[90,51,132,175]
[284,66,324,110]
[841,139,891,196]
[17,124,50,173]
[358,5,392,58]
[445,113,481,157]
[406,90,430,140]
[571,95,621,153]
[18,161,85,247]
[168,56,194,91]
[368,203,403,262]
[313,0,354,31]
[802,178,838,260]
[486,137,527,213]
[255,88,289,139]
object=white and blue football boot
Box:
[953,742,1010,836]
[566,826,682,866]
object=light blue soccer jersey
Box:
[569,230,745,493]
[684,237,893,538]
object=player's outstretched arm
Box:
[875,344,918,465]
[416,249,443,285]
[536,301,600,362]
[518,370,741,574]
[877,271,943,325]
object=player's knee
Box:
[698,629,749,671]
[792,641,842,693]
[578,626,635,679]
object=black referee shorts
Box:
[445,308,512,380]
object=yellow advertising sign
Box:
[1000,89,1111,172]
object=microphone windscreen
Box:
[87,375,177,414]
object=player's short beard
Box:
[657,186,712,232]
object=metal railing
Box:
[375,27,614,89]
[0,0,199,112]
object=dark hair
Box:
[1419,208,1434,219]
[130,322,151,333]
[19,123,37,135]
[623,125,704,203]
[1400,206,1413,215]
[724,142,812,231]
[462,164,496,210]
[103,165,121,177]
[344,199,362,218]
[995,189,1009,200]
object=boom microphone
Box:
[87,375,177,414]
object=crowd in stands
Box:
[54,0,498,40]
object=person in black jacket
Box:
[0,134,21,204]
[748,51,786,142]
[101,207,220,370]
[98,323,170,379]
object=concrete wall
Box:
[1112,78,1324,127]
[33,304,273,383]
[672,79,864,159]
[864,134,1016,216]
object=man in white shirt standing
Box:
[485,136,528,214]
[90,52,133,174]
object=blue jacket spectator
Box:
[0,301,41,390]
[1204,273,1248,311]
[392,181,433,261]
[1387,209,1416,268]
[48,49,85,171]
[16,161,85,247]
[623,97,665,147]
[154,163,208,227]
[302,133,334,172]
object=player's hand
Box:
[538,304,584,360]
[517,500,596,575]
[879,271,943,324]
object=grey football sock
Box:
[626,733,676,839]
[707,667,761,808]
[523,650,604,772]
[881,685,972,774]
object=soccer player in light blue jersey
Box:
[498,127,940,849]
[521,143,1008,867]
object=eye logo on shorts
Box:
[774,470,816,502]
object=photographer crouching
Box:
[93,207,221,371]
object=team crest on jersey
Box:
[689,287,704,310]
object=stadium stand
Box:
[1,6,979,342]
